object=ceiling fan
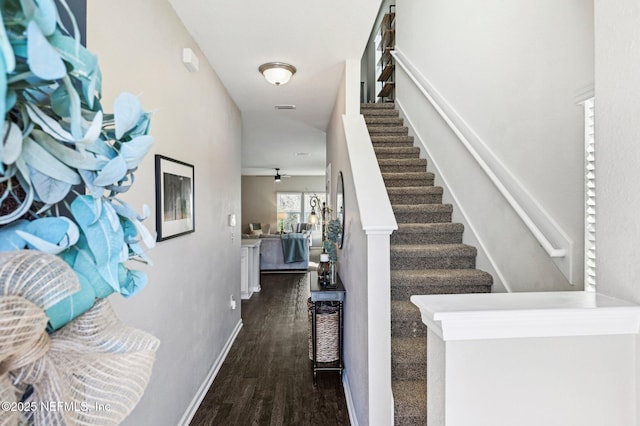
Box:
[274,168,291,182]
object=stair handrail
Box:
[391,49,566,259]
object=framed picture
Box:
[155,155,195,241]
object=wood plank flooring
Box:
[190,272,351,426]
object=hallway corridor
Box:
[190,272,350,425]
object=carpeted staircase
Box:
[361,103,493,426]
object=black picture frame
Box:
[155,155,195,241]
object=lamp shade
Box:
[259,62,296,86]
[309,212,318,225]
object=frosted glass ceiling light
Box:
[259,62,297,86]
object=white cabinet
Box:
[241,239,261,300]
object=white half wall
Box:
[327,63,371,426]
[395,0,594,291]
[88,2,242,425]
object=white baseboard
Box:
[178,319,243,426]
[343,370,359,426]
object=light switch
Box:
[228,214,236,227]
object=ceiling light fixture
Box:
[259,62,297,86]
[274,168,282,182]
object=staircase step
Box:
[378,158,427,173]
[387,186,443,206]
[371,135,414,144]
[391,269,494,300]
[360,102,395,109]
[383,172,434,187]
[367,126,409,135]
[374,146,421,159]
[391,300,426,337]
[365,116,404,126]
[392,380,427,426]
[361,108,400,117]
[391,244,477,270]
[393,204,453,223]
[392,337,427,380]
[392,222,462,245]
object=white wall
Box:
[395,0,593,291]
[88,2,242,425]
[327,66,371,426]
[594,0,640,304]
[594,5,640,421]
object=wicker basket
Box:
[307,298,339,362]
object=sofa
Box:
[256,234,309,271]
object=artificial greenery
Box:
[0,0,154,329]
[323,219,341,262]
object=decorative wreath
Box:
[0,1,159,424]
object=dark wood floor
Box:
[190,271,351,426]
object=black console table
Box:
[310,273,345,384]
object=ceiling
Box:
[167,0,382,177]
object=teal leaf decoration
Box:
[103,199,121,232]
[119,265,147,298]
[71,244,116,299]
[1,121,23,165]
[120,135,154,169]
[48,31,98,77]
[0,47,6,124]
[26,103,74,142]
[70,195,124,292]
[0,9,15,72]
[26,21,66,80]
[85,68,101,109]
[78,110,103,145]
[22,136,80,184]
[114,92,142,139]
[86,137,117,160]
[51,83,70,117]
[62,75,82,139]
[78,169,103,198]
[29,166,72,204]
[32,129,107,170]
[93,154,127,187]
[111,199,156,249]
[32,0,58,36]
[0,220,29,251]
[45,270,97,331]
[16,216,79,254]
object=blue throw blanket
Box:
[281,233,306,263]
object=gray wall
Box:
[241,175,324,240]
[396,0,593,291]
[88,1,242,424]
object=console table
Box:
[309,273,345,384]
